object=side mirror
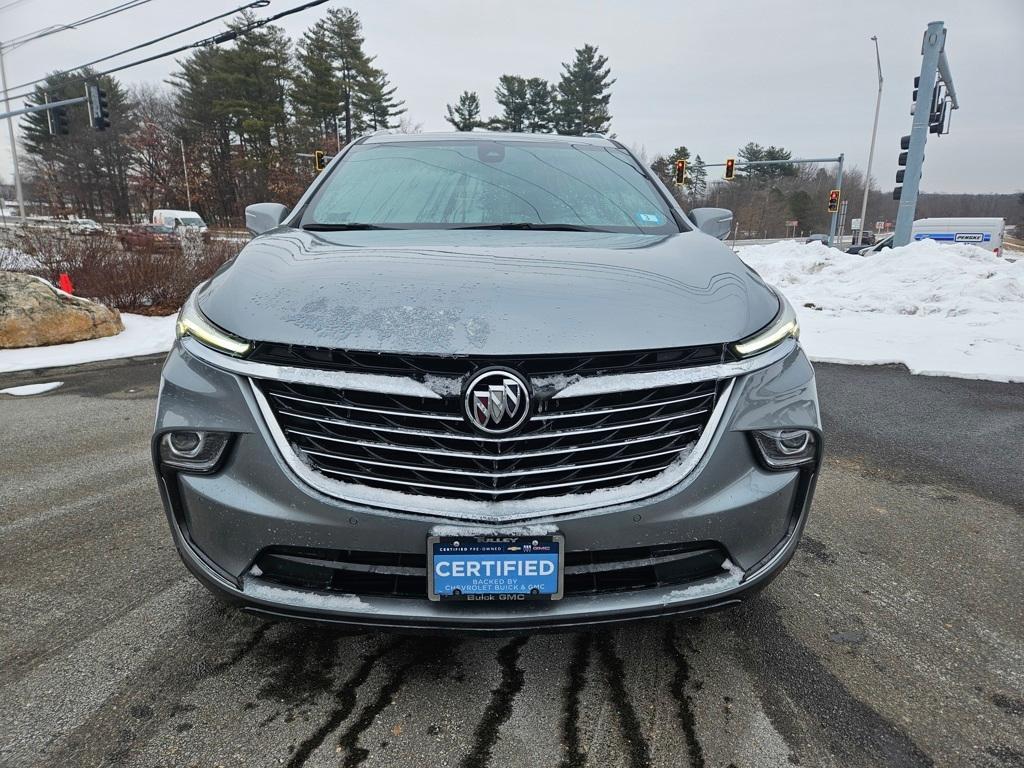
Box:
[245,202,290,236]
[689,208,734,240]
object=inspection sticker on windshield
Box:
[427,535,564,601]
[635,212,663,226]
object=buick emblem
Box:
[463,369,531,434]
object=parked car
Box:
[67,217,103,235]
[806,233,829,245]
[849,230,875,248]
[154,132,821,631]
[119,223,178,251]
[152,208,208,233]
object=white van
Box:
[859,217,1005,257]
[152,209,208,233]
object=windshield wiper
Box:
[448,222,603,232]
[302,223,396,231]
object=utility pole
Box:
[145,121,191,210]
[856,36,883,248]
[0,45,26,218]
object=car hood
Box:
[198,229,778,356]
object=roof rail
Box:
[583,132,607,139]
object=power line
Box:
[2,0,270,96]
[3,0,329,103]
[0,0,34,14]
[1,0,155,50]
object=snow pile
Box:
[0,313,177,374]
[0,248,40,271]
[243,577,377,613]
[665,558,744,602]
[0,381,63,396]
[738,239,1024,382]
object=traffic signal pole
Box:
[893,21,958,247]
[827,154,845,246]
[0,95,88,121]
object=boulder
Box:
[0,271,123,349]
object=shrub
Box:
[3,226,243,315]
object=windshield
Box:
[178,217,205,227]
[301,139,682,234]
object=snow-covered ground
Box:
[0,314,176,374]
[738,239,1024,383]
[0,381,64,396]
[1,239,1021,383]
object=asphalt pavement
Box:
[0,356,1021,768]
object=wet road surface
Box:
[0,357,1021,767]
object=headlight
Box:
[731,288,799,357]
[176,289,251,356]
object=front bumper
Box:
[154,339,821,631]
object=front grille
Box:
[249,343,731,378]
[253,542,729,599]
[255,374,720,503]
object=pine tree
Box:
[554,44,614,135]
[689,155,708,200]
[494,75,529,132]
[650,145,690,201]
[325,7,374,144]
[356,69,406,132]
[524,78,555,133]
[21,70,136,219]
[292,19,342,147]
[738,142,795,180]
[173,46,240,223]
[445,91,482,131]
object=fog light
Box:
[751,429,818,469]
[160,431,231,472]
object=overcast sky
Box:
[1,0,1022,194]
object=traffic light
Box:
[313,150,326,172]
[930,96,949,136]
[47,105,69,136]
[674,159,686,186]
[724,157,735,180]
[86,83,110,130]
[893,134,922,200]
[827,189,840,213]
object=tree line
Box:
[11,6,1021,233]
[16,9,619,227]
[444,43,613,135]
[19,7,406,226]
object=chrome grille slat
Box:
[284,425,701,461]
[311,464,670,496]
[269,390,463,422]
[255,369,721,504]
[297,445,685,479]
[277,406,710,443]
[534,391,710,421]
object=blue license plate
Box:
[427,535,564,601]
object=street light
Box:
[144,120,191,211]
[856,36,883,247]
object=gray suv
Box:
[153,132,820,631]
